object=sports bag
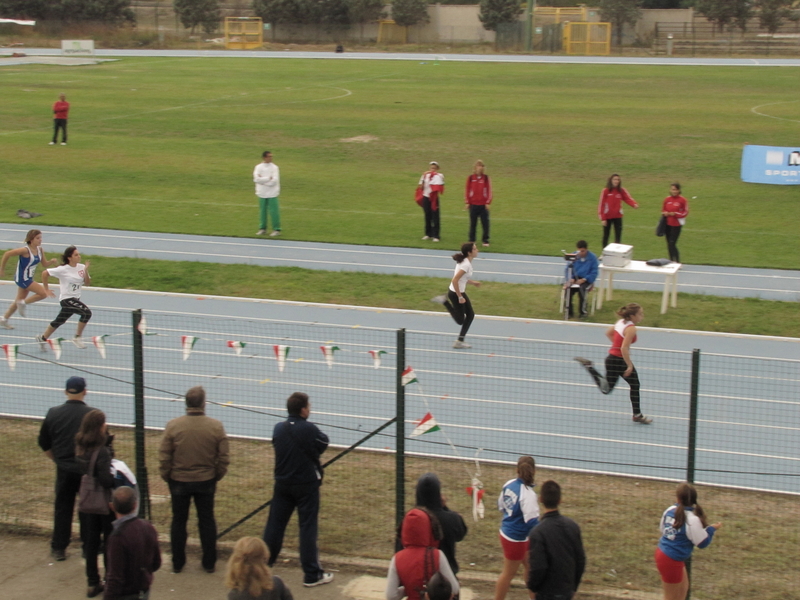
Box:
[78,448,111,514]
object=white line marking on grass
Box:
[750,99,800,123]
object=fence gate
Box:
[225,17,263,50]
[564,22,610,56]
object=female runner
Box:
[36,246,92,349]
[574,303,653,424]
[431,242,481,349]
[0,229,57,329]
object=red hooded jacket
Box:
[394,509,440,600]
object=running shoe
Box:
[303,573,334,587]
[430,295,447,305]
[16,301,27,317]
[432,238,440,242]
[0,318,13,330]
[573,357,593,367]
[256,229,266,235]
[72,336,86,349]
[632,414,653,424]
[269,230,281,237]
[36,335,48,351]
[453,340,471,349]
[421,236,430,240]
[482,243,490,247]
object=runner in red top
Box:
[661,182,689,263]
[50,93,70,146]
[465,160,492,247]
[574,303,652,424]
[598,174,638,248]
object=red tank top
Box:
[609,319,636,357]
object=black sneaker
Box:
[573,357,593,367]
[304,572,334,587]
[51,548,66,561]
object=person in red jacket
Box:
[418,161,445,242]
[50,93,70,146]
[661,182,689,263]
[598,174,638,248]
[465,160,492,247]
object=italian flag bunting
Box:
[227,340,246,356]
[410,412,440,437]
[320,345,339,368]
[369,350,386,369]
[401,366,418,386]
[2,344,19,371]
[92,335,108,359]
[274,345,289,372]
[181,336,198,361]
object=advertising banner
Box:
[741,144,800,185]
[61,40,95,56]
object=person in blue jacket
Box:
[655,483,722,600]
[563,240,598,319]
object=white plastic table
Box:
[596,260,682,314]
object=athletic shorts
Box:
[499,532,529,561]
[655,547,685,584]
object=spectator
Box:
[254,150,281,237]
[563,240,598,319]
[50,93,69,145]
[75,409,115,598]
[465,160,492,247]
[660,182,689,263]
[104,486,162,600]
[263,392,333,587]
[38,375,93,562]
[414,473,468,575]
[418,161,445,242]
[226,537,293,600]
[386,508,459,600]
[494,456,539,600]
[526,480,586,600]
[159,386,229,574]
[656,483,721,600]
[598,173,638,248]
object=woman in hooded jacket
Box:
[386,508,459,600]
[415,473,468,575]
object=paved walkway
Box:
[1,224,797,301]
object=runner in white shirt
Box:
[431,242,481,349]
[36,246,92,350]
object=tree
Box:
[478,0,523,32]
[695,0,753,34]
[391,0,429,27]
[0,0,135,24]
[174,0,221,34]
[348,0,385,39]
[756,0,791,33]
[598,0,643,46]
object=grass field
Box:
[1,57,799,269]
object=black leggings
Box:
[53,118,67,143]
[665,224,682,263]
[602,218,622,248]
[50,298,92,329]
[444,290,474,341]
[586,354,641,416]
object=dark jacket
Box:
[527,510,586,598]
[76,444,116,490]
[38,399,92,474]
[227,575,293,600]
[272,414,329,484]
[104,516,162,599]
[414,473,468,574]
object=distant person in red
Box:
[418,161,445,242]
[465,160,492,247]
[661,183,689,263]
[50,93,69,146]
[598,174,638,248]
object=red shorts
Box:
[655,547,686,584]
[499,532,529,561]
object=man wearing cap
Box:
[417,161,445,242]
[38,376,94,561]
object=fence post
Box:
[132,309,151,520]
[395,328,406,529]
[686,348,700,484]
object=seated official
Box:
[564,240,598,318]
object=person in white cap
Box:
[417,161,445,242]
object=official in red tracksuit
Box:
[418,161,445,242]
[598,174,638,248]
[51,93,70,146]
[465,160,492,247]
[661,182,689,263]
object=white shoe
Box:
[49,141,55,145]
[16,301,27,317]
[256,229,266,235]
[453,340,471,349]
[303,573,334,587]
[0,318,13,330]
[61,142,67,146]
[72,336,86,349]
[421,236,430,240]
[430,295,447,305]
[269,230,281,237]
[36,335,48,351]
[432,238,440,242]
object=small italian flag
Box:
[2,344,19,371]
[274,345,289,372]
[320,345,339,368]
[48,337,63,361]
[227,341,246,356]
[401,366,418,386]
[137,316,148,336]
[92,335,108,359]
[181,336,198,361]
[369,350,387,369]
[410,412,440,437]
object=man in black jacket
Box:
[263,392,333,587]
[527,480,586,600]
[38,376,93,561]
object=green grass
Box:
[1,58,798,269]
[67,256,799,338]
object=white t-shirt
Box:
[448,258,473,294]
[47,263,87,300]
